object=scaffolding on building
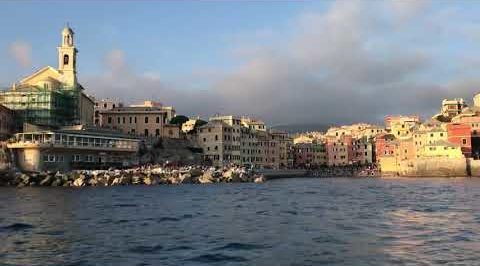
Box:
[0,85,81,130]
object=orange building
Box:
[447,123,472,157]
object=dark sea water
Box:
[2,177,480,266]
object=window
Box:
[63,54,69,65]
[144,129,149,136]
[123,117,126,124]
[108,117,112,124]
[129,117,132,123]
[134,117,137,123]
[73,155,81,162]
[463,139,467,145]
[145,117,149,123]
[156,116,160,123]
[156,129,160,136]
[117,117,120,124]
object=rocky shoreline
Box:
[0,165,266,187]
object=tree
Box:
[170,115,189,125]
[194,119,207,129]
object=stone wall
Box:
[398,158,467,177]
[468,159,480,177]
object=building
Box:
[385,115,420,138]
[384,115,420,130]
[446,123,472,157]
[196,115,292,169]
[93,98,123,126]
[196,120,241,167]
[7,125,139,172]
[241,117,267,132]
[0,104,15,140]
[375,133,396,160]
[326,135,351,166]
[99,101,177,138]
[0,26,94,130]
[440,98,467,119]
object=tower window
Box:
[64,54,69,65]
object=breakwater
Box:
[0,166,265,187]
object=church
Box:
[0,25,94,130]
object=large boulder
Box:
[132,176,142,185]
[179,173,194,184]
[111,177,121,186]
[39,176,53,186]
[254,175,266,183]
[51,178,62,187]
[189,168,203,178]
[143,176,157,185]
[198,171,215,184]
[73,177,85,187]
[88,178,98,186]
[223,169,242,182]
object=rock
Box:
[51,178,62,187]
[179,173,194,184]
[111,177,121,186]
[143,176,154,185]
[254,175,266,183]
[73,177,85,187]
[39,176,53,186]
[223,169,242,182]
[88,178,98,186]
[121,175,132,185]
[198,171,215,184]
[189,168,203,178]
[132,176,142,185]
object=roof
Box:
[100,106,169,113]
[19,66,61,85]
[198,120,230,129]
[19,127,139,140]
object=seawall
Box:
[383,158,480,177]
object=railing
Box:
[9,139,138,151]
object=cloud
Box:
[84,48,219,118]
[8,41,32,68]
[389,0,431,21]
[86,1,479,126]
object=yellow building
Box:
[422,140,464,159]
[0,26,94,129]
[100,101,177,138]
[413,124,448,158]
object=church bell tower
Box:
[57,25,78,88]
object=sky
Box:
[1,0,480,126]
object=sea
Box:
[1,177,480,266]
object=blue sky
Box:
[2,1,480,125]
[0,1,319,84]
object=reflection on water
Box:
[2,178,480,265]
